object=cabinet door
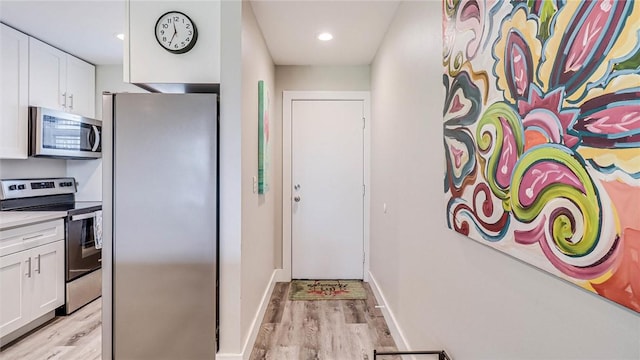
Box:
[0,250,32,338]
[29,37,66,111]
[0,25,29,159]
[31,240,65,316]
[66,56,95,118]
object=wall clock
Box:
[154,11,198,54]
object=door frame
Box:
[280,91,371,282]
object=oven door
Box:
[66,212,102,281]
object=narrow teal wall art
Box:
[443,0,640,312]
[258,80,270,194]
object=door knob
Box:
[294,196,301,202]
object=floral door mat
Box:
[289,280,367,300]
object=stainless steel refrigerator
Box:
[102,93,217,359]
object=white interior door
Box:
[292,100,364,279]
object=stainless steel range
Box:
[0,177,102,314]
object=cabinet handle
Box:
[62,92,67,109]
[35,254,41,274]
[23,233,44,241]
[69,94,74,110]
[25,258,32,278]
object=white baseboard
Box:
[216,269,278,360]
[274,268,291,282]
[215,353,242,360]
[243,269,278,360]
[368,271,411,352]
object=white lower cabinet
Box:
[0,220,65,342]
[0,250,31,337]
[30,240,65,316]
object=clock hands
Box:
[168,21,177,46]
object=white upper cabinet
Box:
[66,56,96,118]
[126,1,220,85]
[28,38,67,112]
[0,24,29,159]
[29,37,95,118]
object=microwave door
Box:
[30,106,102,159]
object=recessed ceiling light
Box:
[116,33,125,40]
[317,32,333,41]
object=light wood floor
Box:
[249,282,400,360]
[0,299,102,360]
[1,282,399,360]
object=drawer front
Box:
[0,220,64,257]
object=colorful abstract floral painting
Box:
[443,0,640,312]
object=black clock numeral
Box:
[188,31,192,35]
[181,41,185,46]
[185,37,190,42]
[160,30,164,35]
[174,44,178,48]
[186,24,191,29]
[163,36,167,42]
[174,16,179,21]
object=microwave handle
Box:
[91,126,100,152]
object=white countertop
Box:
[0,212,67,231]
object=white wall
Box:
[93,64,148,120]
[66,64,147,201]
[273,65,370,267]
[369,2,640,359]
[0,158,66,179]
[240,0,276,351]
[218,0,243,355]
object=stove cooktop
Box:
[12,201,102,214]
[0,178,101,214]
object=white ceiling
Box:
[1,0,125,65]
[0,0,399,66]
[250,0,400,65]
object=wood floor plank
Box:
[0,299,102,360]
[251,282,399,359]
[249,323,277,360]
[363,283,384,318]
[263,282,289,324]
[370,316,397,348]
[301,301,320,358]
[343,299,368,324]
[348,323,375,360]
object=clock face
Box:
[154,11,198,54]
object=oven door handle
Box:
[71,212,99,221]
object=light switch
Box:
[252,176,257,193]
[383,203,387,214]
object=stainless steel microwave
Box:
[30,107,102,159]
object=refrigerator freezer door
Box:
[111,93,217,359]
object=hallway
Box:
[250,282,399,360]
